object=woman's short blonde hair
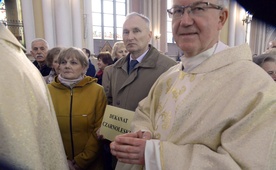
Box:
[58,47,89,69]
[111,41,126,59]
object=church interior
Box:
[1,0,275,60]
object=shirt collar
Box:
[181,42,227,72]
[129,48,149,63]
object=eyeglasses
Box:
[167,1,223,19]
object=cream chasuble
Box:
[0,24,68,169]
[116,43,276,170]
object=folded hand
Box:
[110,131,151,165]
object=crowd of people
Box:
[1,0,276,169]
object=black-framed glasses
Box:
[167,1,223,19]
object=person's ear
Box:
[218,9,228,30]
[148,31,152,39]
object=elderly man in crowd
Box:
[110,0,276,169]
[31,38,51,76]
[102,12,176,169]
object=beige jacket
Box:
[102,45,177,111]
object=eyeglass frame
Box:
[167,1,223,19]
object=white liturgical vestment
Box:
[116,43,276,170]
[0,24,68,169]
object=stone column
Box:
[71,0,82,48]
[228,1,237,47]
[21,0,35,53]
[41,0,55,48]
[54,0,73,47]
[83,0,94,52]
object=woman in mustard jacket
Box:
[48,47,107,170]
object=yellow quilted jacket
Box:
[48,76,107,169]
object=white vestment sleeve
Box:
[145,140,161,170]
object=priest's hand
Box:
[110,131,151,165]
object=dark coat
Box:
[86,59,96,77]
[33,60,51,76]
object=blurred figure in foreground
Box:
[0,24,68,169]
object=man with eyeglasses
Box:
[110,0,276,169]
